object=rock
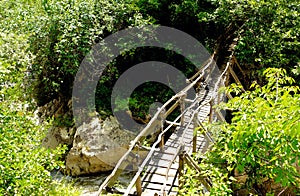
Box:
[38,98,136,176]
[40,99,75,148]
[65,116,135,176]
[42,126,76,148]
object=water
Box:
[51,169,134,195]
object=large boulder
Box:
[65,116,135,176]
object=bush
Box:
[183,68,300,195]
[0,99,81,195]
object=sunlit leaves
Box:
[0,100,73,195]
[191,68,300,194]
[30,0,149,105]
[0,1,81,194]
[198,0,300,84]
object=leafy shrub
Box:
[183,68,300,195]
[0,99,81,195]
[132,0,220,45]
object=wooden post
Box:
[134,143,142,196]
[192,112,199,153]
[107,161,128,188]
[180,93,187,126]
[192,132,197,153]
[159,134,165,149]
[158,108,165,149]
[178,153,184,190]
[135,176,142,196]
[209,100,213,123]
[229,65,245,92]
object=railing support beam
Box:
[193,112,199,153]
[106,161,128,188]
[158,108,166,149]
[180,93,187,126]
[178,152,184,190]
[159,134,164,149]
[183,153,211,191]
[209,99,213,123]
[135,176,142,196]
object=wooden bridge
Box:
[97,43,244,195]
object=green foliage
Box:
[0,99,80,195]
[132,0,300,85]
[132,0,219,43]
[129,82,175,120]
[0,1,80,194]
[95,47,197,120]
[199,0,300,83]
[179,163,233,195]
[2,1,299,194]
[183,68,300,195]
[30,0,149,105]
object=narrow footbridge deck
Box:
[140,90,213,195]
[97,51,243,195]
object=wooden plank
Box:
[141,188,161,196]
[148,158,177,168]
[142,181,178,190]
[196,141,206,148]
[151,152,176,161]
[141,185,178,196]
[146,161,179,170]
[142,180,179,190]
[152,150,176,156]
[142,173,177,185]
[166,139,193,147]
[163,143,181,149]
[168,134,193,142]
[145,167,178,177]
[163,142,181,149]
[198,112,210,117]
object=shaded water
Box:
[51,169,134,195]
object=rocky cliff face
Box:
[39,100,135,176]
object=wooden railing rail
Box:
[179,152,212,190]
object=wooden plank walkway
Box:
[97,55,235,195]
[134,90,214,196]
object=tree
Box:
[199,0,300,84]
[29,0,150,106]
